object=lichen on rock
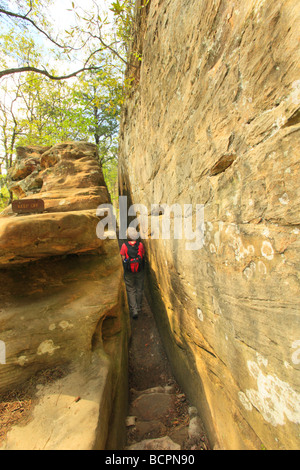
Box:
[119,0,300,451]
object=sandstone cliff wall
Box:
[119,0,300,450]
[0,142,129,450]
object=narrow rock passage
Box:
[124,296,210,451]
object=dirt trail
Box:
[125,296,210,451]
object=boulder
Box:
[0,247,124,392]
[0,210,105,265]
[4,141,110,213]
[1,141,113,265]
[0,142,128,450]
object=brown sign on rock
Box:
[12,199,44,214]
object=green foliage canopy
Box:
[0,0,138,206]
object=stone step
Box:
[126,436,181,451]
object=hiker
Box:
[120,227,145,320]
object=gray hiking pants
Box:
[124,270,145,317]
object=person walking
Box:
[120,227,145,319]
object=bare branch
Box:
[0,66,103,81]
[0,5,135,78]
[85,31,137,69]
[0,7,68,50]
[98,35,129,66]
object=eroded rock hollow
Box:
[119,0,300,450]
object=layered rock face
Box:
[0,142,129,450]
[119,0,300,450]
[1,142,110,265]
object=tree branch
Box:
[87,32,132,67]
[0,66,103,81]
[0,7,67,50]
[0,6,137,77]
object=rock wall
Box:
[0,142,129,450]
[119,0,300,450]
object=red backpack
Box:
[124,241,144,273]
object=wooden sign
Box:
[12,199,44,214]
